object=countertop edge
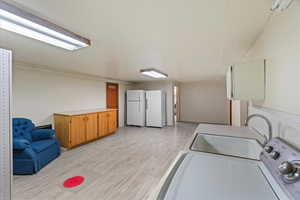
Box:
[54,108,118,116]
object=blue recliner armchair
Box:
[13,118,61,175]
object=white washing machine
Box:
[155,138,300,200]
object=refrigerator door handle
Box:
[139,101,141,112]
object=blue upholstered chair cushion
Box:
[31,129,55,141]
[31,139,57,153]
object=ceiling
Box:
[0,0,271,82]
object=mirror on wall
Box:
[227,59,266,101]
[252,59,300,115]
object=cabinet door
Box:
[54,115,71,148]
[98,112,108,137]
[108,111,117,134]
[70,115,86,147]
[86,113,98,141]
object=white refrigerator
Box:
[146,90,166,128]
[126,90,146,126]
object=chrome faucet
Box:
[245,114,273,146]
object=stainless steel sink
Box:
[190,133,262,160]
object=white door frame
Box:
[0,48,12,200]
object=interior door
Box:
[98,112,108,137]
[86,113,98,141]
[108,111,117,133]
[106,83,119,108]
[70,115,86,146]
[146,91,162,127]
[106,82,119,127]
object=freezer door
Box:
[146,91,163,127]
[127,90,143,102]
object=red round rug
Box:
[63,176,85,188]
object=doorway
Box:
[173,85,179,123]
[230,100,232,125]
[106,82,119,127]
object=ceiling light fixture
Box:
[271,0,294,11]
[0,1,90,50]
[140,68,168,79]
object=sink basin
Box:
[190,133,262,160]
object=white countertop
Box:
[54,108,118,116]
[195,124,263,140]
[182,123,264,152]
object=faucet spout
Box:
[245,114,273,146]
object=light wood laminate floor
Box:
[13,122,197,200]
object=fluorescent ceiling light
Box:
[140,68,168,79]
[0,1,90,50]
[271,0,294,11]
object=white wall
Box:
[118,83,128,128]
[13,64,131,127]
[231,100,248,127]
[248,104,300,149]
[179,80,229,124]
[244,2,300,147]
[247,2,300,115]
[133,81,174,126]
[231,100,241,126]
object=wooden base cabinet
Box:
[98,111,117,137]
[108,111,117,134]
[86,113,98,141]
[70,115,86,147]
[54,109,118,149]
[98,112,108,137]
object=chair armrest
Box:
[31,129,55,141]
[13,138,31,150]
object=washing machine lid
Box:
[161,152,279,200]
